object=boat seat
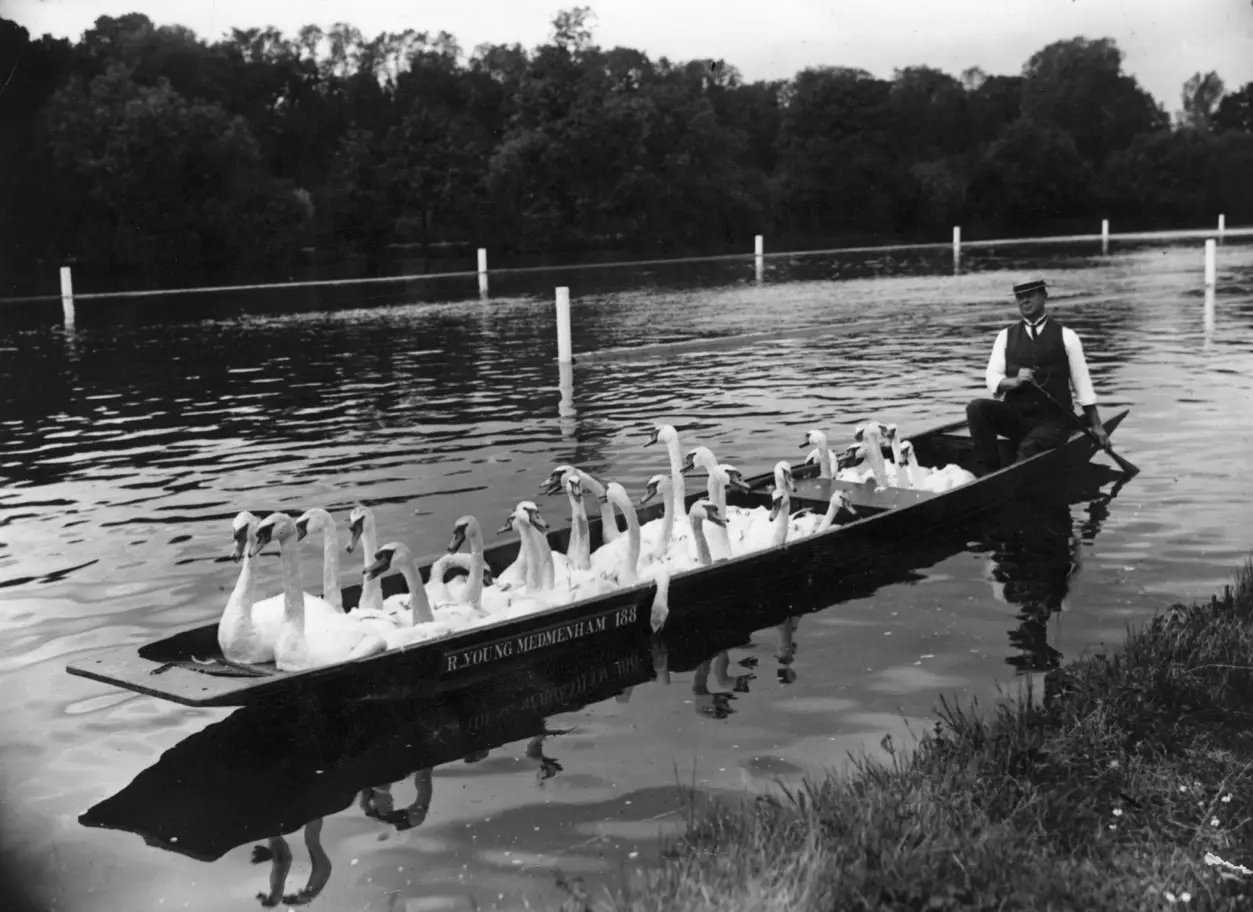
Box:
[789,476,940,513]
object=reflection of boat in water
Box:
[66,412,1130,708]
[79,633,656,862]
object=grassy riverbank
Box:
[609,560,1253,911]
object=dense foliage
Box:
[2,9,1251,288]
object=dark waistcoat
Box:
[1004,319,1072,414]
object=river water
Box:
[1,238,1251,911]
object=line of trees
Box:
[2,7,1252,290]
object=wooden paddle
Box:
[1030,382,1141,478]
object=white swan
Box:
[801,429,836,480]
[681,500,724,569]
[541,465,620,544]
[218,511,343,665]
[727,461,794,553]
[560,472,592,571]
[363,543,452,649]
[252,512,387,671]
[645,424,687,519]
[683,445,734,560]
[638,473,693,562]
[294,508,348,610]
[347,504,388,614]
[443,515,500,615]
[589,481,642,586]
[897,439,935,488]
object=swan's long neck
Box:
[580,473,619,543]
[666,437,686,517]
[359,515,385,613]
[817,438,832,480]
[691,516,712,566]
[906,450,926,488]
[610,489,640,585]
[319,524,343,609]
[224,531,259,637]
[567,492,590,570]
[773,494,790,547]
[863,436,888,486]
[278,533,306,629]
[524,521,555,590]
[818,496,840,533]
[464,525,485,610]
[398,548,434,623]
[653,487,675,561]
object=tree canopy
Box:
[1,11,1248,292]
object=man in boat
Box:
[966,277,1110,477]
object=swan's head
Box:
[773,460,796,493]
[294,508,332,542]
[347,504,374,554]
[365,542,403,581]
[854,422,886,443]
[722,464,751,493]
[514,500,549,533]
[599,480,628,506]
[801,429,827,449]
[834,444,862,470]
[900,440,916,461]
[448,515,477,553]
[884,424,899,442]
[829,490,859,520]
[251,512,294,556]
[645,424,677,447]
[768,487,788,521]
[640,473,671,505]
[689,500,725,527]
[540,464,577,495]
[564,474,584,503]
[230,511,258,561]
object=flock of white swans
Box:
[218,421,975,674]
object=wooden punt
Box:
[64,410,1129,708]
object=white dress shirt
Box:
[985,317,1097,406]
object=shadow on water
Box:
[79,460,1128,899]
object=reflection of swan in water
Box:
[525,729,572,785]
[359,768,434,831]
[776,616,800,685]
[691,651,754,719]
[251,819,331,907]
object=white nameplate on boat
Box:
[442,604,639,673]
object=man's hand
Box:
[1091,422,1111,450]
[998,368,1035,394]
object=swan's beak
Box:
[295,517,310,541]
[643,427,660,446]
[728,474,752,493]
[798,437,812,449]
[448,527,467,554]
[640,482,659,504]
[835,447,860,470]
[703,506,727,528]
[680,453,697,474]
[597,492,610,505]
[841,498,860,518]
[482,566,495,586]
[250,524,274,557]
[769,499,784,521]
[528,509,550,532]
[498,516,515,534]
[346,518,363,554]
[539,470,564,495]
[363,551,391,581]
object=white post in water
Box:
[1101,219,1109,254]
[59,265,75,329]
[1218,214,1226,238]
[754,235,763,257]
[476,247,488,296]
[1204,239,1217,287]
[555,286,572,364]
[754,234,764,284]
[558,358,576,439]
[952,225,961,252]
[1203,286,1216,349]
